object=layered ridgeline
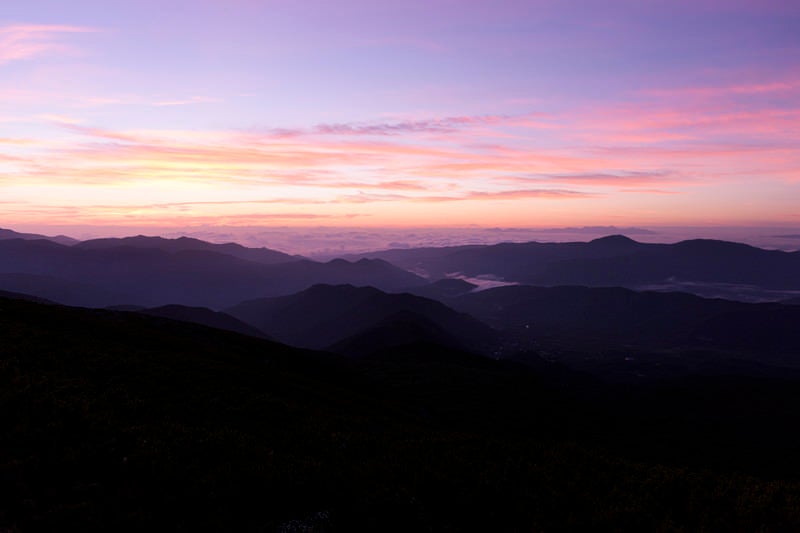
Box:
[0,227,79,246]
[225,284,497,354]
[221,283,800,378]
[0,236,426,308]
[346,235,800,302]
[4,230,800,308]
[73,235,299,265]
[446,284,800,377]
[7,293,800,530]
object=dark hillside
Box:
[4,297,800,530]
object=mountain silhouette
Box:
[329,310,471,356]
[76,235,298,264]
[0,272,127,308]
[226,284,496,351]
[106,304,147,311]
[139,304,270,339]
[0,237,427,308]
[0,227,78,246]
[0,288,54,304]
[402,277,478,300]
[347,235,800,297]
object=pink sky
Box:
[1,1,800,232]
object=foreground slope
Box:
[5,296,800,530]
[138,304,271,339]
[0,288,53,304]
[0,272,126,308]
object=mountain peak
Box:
[589,234,638,245]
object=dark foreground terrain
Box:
[3,295,800,531]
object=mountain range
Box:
[347,235,800,301]
[226,283,497,353]
[75,235,299,264]
[0,237,426,308]
[2,227,799,379]
[0,227,78,246]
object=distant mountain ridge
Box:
[0,236,426,308]
[403,278,478,300]
[76,235,298,264]
[0,227,78,246]
[346,235,800,299]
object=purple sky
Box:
[1,0,800,233]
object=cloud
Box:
[533,171,684,187]
[39,114,84,125]
[5,90,799,228]
[0,24,98,65]
[16,104,795,200]
[616,188,680,194]
[0,203,367,226]
[338,188,592,204]
[643,80,800,99]
[268,112,549,138]
[463,188,592,200]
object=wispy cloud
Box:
[643,79,800,99]
[269,113,550,137]
[9,117,617,197]
[0,24,98,65]
[4,76,799,226]
[338,188,593,203]
[510,171,686,188]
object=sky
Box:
[1,0,800,236]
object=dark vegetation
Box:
[0,289,53,304]
[4,295,800,531]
